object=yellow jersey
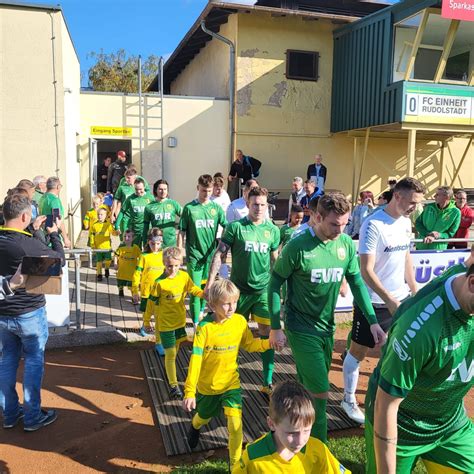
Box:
[83,205,110,230]
[233,433,351,474]
[90,221,119,250]
[149,270,204,332]
[115,244,141,282]
[132,251,164,298]
[184,313,270,398]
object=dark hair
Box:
[290,204,304,214]
[317,192,350,218]
[2,194,31,220]
[16,179,35,190]
[198,174,213,188]
[247,186,268,199]
[153,179,169,196]
[6,187,29,198]
[213,176,225,187]
[467,264,474,276]
[244,179,258,191]
[269,381,315,427]
[394,177,425,194]
[380,190,393,202]
[134,177,145,187]
[213,172,224,179]
[143,227,163,253]
[308,196,320,212]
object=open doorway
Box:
[92,139,132,194]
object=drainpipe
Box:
[200,20,235,167]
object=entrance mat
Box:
[140,347,359,456]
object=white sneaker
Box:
[341,399,365,425]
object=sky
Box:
[25,0,396,87]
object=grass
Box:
[171,436,428,473]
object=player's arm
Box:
[186,274,205,299]
[89,226,96,248]
[268,271,288,350]
[177,207,188,252]
[142,208,151,245]
[83,212,90,230]
[205,241,230,292]
[240,324,271,353]
[183,327,206,412]
[404,251,417,296]
[373,387,403,474]
[131,256,144,301]
[231,448,250,473]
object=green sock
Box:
[311,397,328,443]
[260,336,274,387]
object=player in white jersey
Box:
[341,178,425,424]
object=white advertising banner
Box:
[45,271,70,327]
[335,249,469,311]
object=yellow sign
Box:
[90,126,132,136]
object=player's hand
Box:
[386,298,400,316]
[370,323,387,349]
[183,397,196,412]
[269,329,286,350]
[132,294,140,304]
[10,264,26,289]
[339,278,348,297]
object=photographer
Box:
[0,193,64,432]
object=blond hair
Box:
[208,279,240,307]
[269,381,315,427]
[163,246,183,263]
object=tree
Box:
[87,49,160,93]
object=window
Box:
[286,50,319,81]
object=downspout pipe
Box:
[200,20,235,167]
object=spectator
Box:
[32,175,47,204]
[228,150,262,201]
[17,179,38,221]
[226,179,258,223]
[306,154,327,192]
[450,190,473,249]
[97,156,112,193]
[38,177,71,249]
[287,177,305,220]
[387,177,397,190]
[0,193,64,431]
[300,179,323,224]
[345,190,375,239]
[107,150,127,194]
[415,186,461,250]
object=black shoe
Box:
[169,385,183,400]
[187,424,200,450]
[105,269,110,278]
[3,407,24,429]
[97,274,103,282]
[24,409,57,432]
[118,288,124,297]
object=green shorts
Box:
[236,292,270,326]
[160,327,188,349]
[365,418,474,474]
[139,297,149,312]
[96,251,112,262]
[117,279,132,288]
[286,330,334,394]
[197,388,242,419]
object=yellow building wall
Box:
[170,15,237,98]
[79,93,229,210]
[0,6,81,238]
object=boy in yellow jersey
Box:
[90,207,119,281]
[183,279,270,469]
[114,229,141,297]
[149,246,205,399]
[83,196,106,246]
[233,381,351,474]
[132,228,165,349]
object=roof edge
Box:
[0,0,61,11]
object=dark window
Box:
[286,50,319,81]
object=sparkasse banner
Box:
[442,0,474,21]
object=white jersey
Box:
[226,197,269,224]
[211,191,231,238]
[359,209,412,305]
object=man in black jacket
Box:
[0,193,64,432]
[306,154,327,192]
[107,150,127,194]
[228,149,262,201]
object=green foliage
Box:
[87,49,160,93]
[171,459,229,473]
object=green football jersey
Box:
[366,264,473,444]
[114,183,135,204]
[273,228,359,336]
[179,200,227,266]
[38,192,64,217]
[222,217,280,293]
[143,198,182,247]
[116,192,154,237]
[279,224,298,248]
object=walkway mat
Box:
[140,347,359,456]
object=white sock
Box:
[343,352,360,404]
[219,264,229,279]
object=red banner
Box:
[442,0,474,21]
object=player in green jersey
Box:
[115,178,154,246]
[206,187,281,394]
[178,174,227,325]
[365,259,474,474]
[268,193,385,443]
[143,179,182,248]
